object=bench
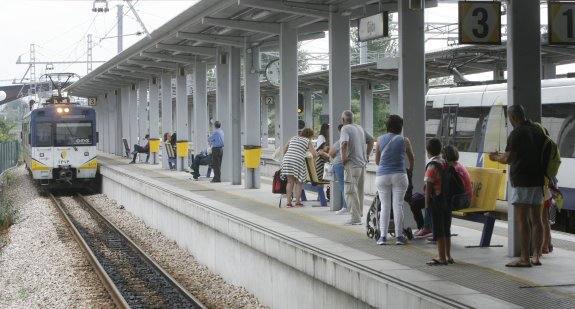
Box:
[164,141,176,170]
[122,138,131,157]
[300,155,330,207]
[452,167,505,248]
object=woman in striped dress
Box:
[281,128,317,207]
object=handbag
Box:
[272,169,287,194]
[323,162,334,181]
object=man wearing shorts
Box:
[490,105,546,267]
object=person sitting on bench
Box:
[191,149,212,180]
[130,134,150,164]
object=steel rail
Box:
[48,193,129,309]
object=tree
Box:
[0,119,15,142]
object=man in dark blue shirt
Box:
[208,121,224,183]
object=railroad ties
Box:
[49,193,204,309]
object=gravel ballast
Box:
[86,193,266,309]
[0,166,114,308]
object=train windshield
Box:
[35,122,53,147]
[55,122,93,146]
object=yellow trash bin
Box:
[176,140,189,158]
[149,138,160,153]
[244,145,262,169]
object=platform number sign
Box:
[458,1,502,45]
[88,97,97,106]
[549,2,575,45]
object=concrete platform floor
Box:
[98,154,575,308]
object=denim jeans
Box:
[333,162,347,209]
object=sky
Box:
[0,1,570,86]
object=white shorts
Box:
[510,186,544,206]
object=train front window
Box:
[55,122,93,146]
[34,122,52,147]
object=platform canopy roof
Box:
[66,0,441,98]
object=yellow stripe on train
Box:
[80,158,98,169]
[31,159,50,171]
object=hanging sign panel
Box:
[88,97,97,106]
[549,2,575,45]
[358,13,389,42]
[458,1,502,45]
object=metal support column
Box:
[129,84,138,149]
[321,88,329,119]
[360,82,373,135]
[280,23,299,146]
[389,79,399,114]
[261,95,269,149]
[99,94,109,153]
[229,46,242,185]
[161,73,173,169]
[398,1,426,197]
[542,60,556,79]
[194,60,208,155]
[507,1,542,257]
[244,46,261,189]
[137,80,148,162]
[107,91,118,155]
[176,67,189,171]
[149,77,160,164]
[120,86,130,153]
[216,47,232,182]
[274,94,281,148]
[115,89,123,156]
[304,89,313,130]
[329,11,351,211]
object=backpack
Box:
[272,169,287,194]
[426,161,470,211]
[535,123,561,182]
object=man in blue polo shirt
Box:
[208,121,224,183]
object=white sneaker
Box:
[336,208,349,215]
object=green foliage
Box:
[0,171,16,232]
[0,119,16,142]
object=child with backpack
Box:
[424,140,471,266]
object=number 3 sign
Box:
[549,2,575,45]
[458,1,502,45]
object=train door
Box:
[438,104,459,146]
[482,103,508,200]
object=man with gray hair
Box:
[339,110,374,225]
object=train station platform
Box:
[96,153,575,309]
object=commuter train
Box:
[22,96,98,188]
[426,78,575,230]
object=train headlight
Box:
[84,152,89,156]
[56,107,63,113]
[64,107,70,113]
[39,153,44,157]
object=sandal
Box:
[531,260,542,266]
[447,258,455,264]
[426,259,448,266]
[295,202,304,207]
[505,260,532,268]
[286,203,294,208]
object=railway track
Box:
[49,192,205,309]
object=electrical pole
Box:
[87,34,93,74]
[117,4,123,53]
[28,44,36,98]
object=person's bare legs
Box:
[542,203,552,254]
[531,203,544,264]
[514,205,531,265]
[286,176,295,205]
[446,237,452,261]
[294,180,303,204]
[437,237,447,263]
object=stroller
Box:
[366,170,415,241]
[366,195,414,240]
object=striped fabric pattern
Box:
[281,136,310,182]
